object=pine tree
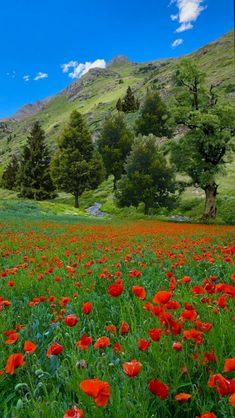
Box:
[1,155,19,190]
[51,111,105,208]
[98,114,134,189]
[135,91,173,137]
[18,121,56,200]
[121,86,140,113]
[116,98,123,112]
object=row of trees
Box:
[2,59,234,218]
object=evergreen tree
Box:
[51,111,105,208]
[116,87,139,113]
[116,98,123,112]
[18,122,56,200]
[135,91,173,137]
[171,59,235,219]
[116,135,176,214]
[1,155,19,190]
[98,114,134,189]
[122,86,140,113]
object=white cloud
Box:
[176,22,193,32]
[23,75,30,82]
[61,59,106,79]
[61,61,78,74]
[172,38,184,48]
[34,72,48,81]
[6,71,16,79]
[170,0,206,32]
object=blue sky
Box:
[0,0,233,118]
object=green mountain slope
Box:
[0,30,234,173]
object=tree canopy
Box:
[98,114,134,189]
[135,90,174,138]
[171,59,235,218]
[18,121,56,200]
[116,135,177,214]
[51,111,104,208]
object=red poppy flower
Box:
[153,291,172,305]
[76,336,92,350]
[148,328,162,342]
[106,325,116,333]
[196,413,217,418]
[94,336,110,349]
[224,358,235,372]
[108,283,124,297]
[229,393,235,407]
[5,353,25,375]
[208,373,235,396]
[202,352,217,364]
[183,329,203,345]
[175,393,191,401]
[63,406,84,418]
[82,302,92,315]
[113,343,123,352]
[65,314,78,327]
[122,360,142,377]
[23,340,37,353]
[132,286,146,300]
[169,276,177,290]
[180,276,191,283]
[120,321,130,335]
[180,310,197,321]
[5,332,19,345]
[190,286,205,294]
[172,342,182,351]
[80,379,110,407]
[148,378,169,400]
[47,342,64,357]
[195,320,212,332]
[138,339,151,351]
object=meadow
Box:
[0,217,235,418]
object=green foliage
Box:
[135,91,174,137]
[18,122,56,200]
[98,114,134,187]
[116,135,177,214]
[174,58,206,111]
[51,111,104,207]
[171,59,235,219]
[1,154,19,190]
[116,86,140,113]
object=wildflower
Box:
[80,379,110,407]
[175,393,191,401]
[65,314,78,327]
[122,360,142,377]
[23,340,37,353]
[94,336,110,349]
[148,378,169,400]
[83,302,92,315]
[47,342,64,357]
[5,353,25,375]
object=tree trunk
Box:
[74,192,79,208]
[113,178,118,191]
[203,183,218,219]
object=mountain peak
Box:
[108,55,131,66]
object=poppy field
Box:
[0,218,235,418]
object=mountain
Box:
[0,30,234,170]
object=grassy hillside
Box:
[0,30,234,221]
[0,30,234,166]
